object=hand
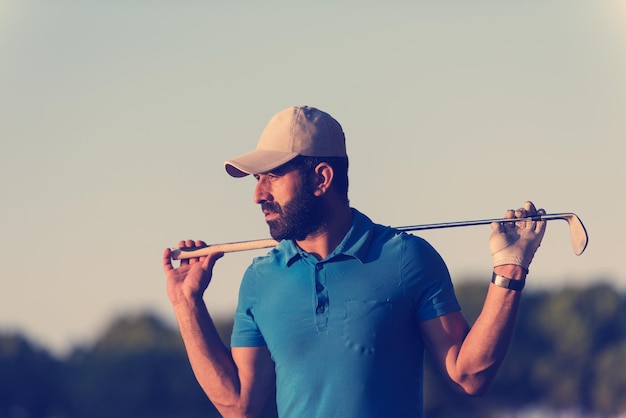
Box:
[162,240,224,305]
[490,201,547,270]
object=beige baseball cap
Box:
[224,106,347,177]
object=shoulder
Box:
[244,240,296,276]
[352,209,445,264]
[373,223,442,261]
[396,231,444,262]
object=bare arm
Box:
[420,201,545,395]
[420,264,524,396]
[164,241,275,417]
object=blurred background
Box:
[1,1,624,417]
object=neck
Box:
[296,204,352,260]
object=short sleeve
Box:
[230,265,267,347]
[401,234,461,322]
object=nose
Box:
[253,176,272,204]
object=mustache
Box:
[261,202,283,214]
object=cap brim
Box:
[224,149,299,178]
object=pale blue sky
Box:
[1,0,624,354]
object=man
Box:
[163,106,546,418]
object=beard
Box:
[262,183,325,241]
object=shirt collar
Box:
[278,208,375,266]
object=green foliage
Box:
[0,334,66,417]
[64,313,218,418]
[1,282,625,417]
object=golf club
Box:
[170,212,588,260]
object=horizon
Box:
[1,0,624,355]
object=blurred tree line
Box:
[1,281,625,418]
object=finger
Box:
[202,251,225,270]
[514,207,532,231]
[491,209,514,232]
[184,239,203,264]
[503,209,517,230]
[191,240,208,264]
[162,248,174,273]
[534,208,547,233]
[176,240,192,265]
[524,201,538,215]
[490,221,504,233]
[490,222,513,237]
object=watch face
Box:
[492,274,525,291]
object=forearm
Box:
[430,202,544,395]
[452,265,525,394]
[173,297,244,415]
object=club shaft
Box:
[171,213,583,260]
[395,213,572,232]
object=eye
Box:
[254,173,280,183]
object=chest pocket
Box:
[343,300,393,354]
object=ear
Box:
[312,162,334,197]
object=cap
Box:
[224,106,347,177]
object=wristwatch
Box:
[491,272,525,291]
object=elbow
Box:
[451,373,495,397]
[213,405,251,418]
[212,399,264,418]
[462,382,491,397]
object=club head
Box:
[563,213,588,256]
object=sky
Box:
[1,0,624,356]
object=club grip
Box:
[170,239,279,260]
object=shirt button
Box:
[315,264,323,271]
[316,305,326,314]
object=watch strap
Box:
[491,272,525,291]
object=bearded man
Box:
[163,106,546,418]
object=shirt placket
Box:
[314,262,329,333]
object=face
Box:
[254,166,325,241]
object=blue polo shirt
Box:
[231,209,461,418]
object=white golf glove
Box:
[490,202,547,270]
